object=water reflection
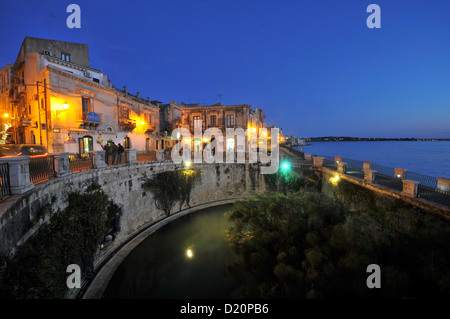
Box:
[103,204,238,299]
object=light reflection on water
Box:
[103,204,238,299]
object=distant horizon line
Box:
[301,137,450,141]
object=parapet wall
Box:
[318,167,450,221]
[0,161,268,256]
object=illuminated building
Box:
[6,37,160,153]
[0,64,13,144]
[177,102,265,154]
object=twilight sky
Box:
[1,0,450,138]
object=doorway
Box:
[79,135,93,154]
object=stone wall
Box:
[317,167,450,221]
[0,161,267,256]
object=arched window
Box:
[79,135,93,154]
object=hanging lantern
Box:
[64,133,76,144]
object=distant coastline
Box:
[304,137,450,142]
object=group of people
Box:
[103,141,125,165]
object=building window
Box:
[123,136,131,149]
[120,107,130,120]
[225,114,234,128]
[62,53,71,62]
[82,97,91,120]
[210,115,216,127]
[79,135,93,154]
[193,116,202,129]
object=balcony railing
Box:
[0,162,11,199]
[119,118,136,131]
[69,153,94,173]
[29,155,55,184]
[145,123,156,134]
[136,150,157,163]
[76,113,102,129]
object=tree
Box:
[0,184,120,298]
[142,169,202,216]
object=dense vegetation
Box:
[0,184,121,298]
[142,169,202,216]
[225,169,450,299]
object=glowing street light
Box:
[281,161,290,172]
[62,101,69,110]
[329,174,340,185]
[186,249,194,258]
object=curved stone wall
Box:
[0,161,267,258]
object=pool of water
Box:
[102,204,239,299]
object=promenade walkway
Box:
[279,146,450,210]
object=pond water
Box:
[102,204,239,299]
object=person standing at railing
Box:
[104,142,111,165]
[117,143,124,164]
[111,141,118,165]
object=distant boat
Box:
[292,138,310,146]
[286,138,310,152]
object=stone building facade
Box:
[6,37,160,153]
[178,102,265,154]
[0,64,14,144]
[158,99,183,150]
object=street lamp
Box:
[64,133,76,144]
[281,161,290,172]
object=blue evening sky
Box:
[1,0,450,138]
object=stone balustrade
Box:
[313,156,324,167]
[52,152,71,177]
[402,179,419,198]
[157,149,165,162]
[364,169,377,183]
[0,149,141,196]
[0,156,34,195]
[91,150,107,169]
[337,161,347,174]
[394,168,407,179]
[437,178,450,192]
[363,161,373,171]
[125,149,138,164]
